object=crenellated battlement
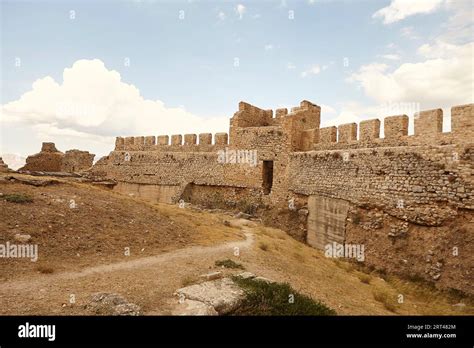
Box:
[115,132,229,151]
[305,103,473,151]
[115,101,472,153]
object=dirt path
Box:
[0,229,254,294]
[1,215,469,316]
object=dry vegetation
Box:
[0,174,243,280]
[246,224,474,315]
[0,174,472,316]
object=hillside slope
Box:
[0,174,472,315]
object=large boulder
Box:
[175,278,245,314]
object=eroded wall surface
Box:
[21,143,95,173]
[307,196,350,249]
[90,101,474,294]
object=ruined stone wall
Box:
[92,102,473,214]
[20,143,95,173]
[20,143,64,172]
[90,100,473,294]
[101,150,262,188]
[61,150,95,172]
[289,145,473,225]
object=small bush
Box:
[230,277,336,316]
[293,252,305,262]
[215,259,245,270]
[3,193,33,203]
[358,273,372,284]
[35,265,54,274]
[373,289,397,312]
[238,201,258,216]
[352,211,362,225]
[180,275,197,287]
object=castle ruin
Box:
[90,100,473,294]
[20,142,95,173]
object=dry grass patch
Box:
[180,275,198,287]
[152,202,245,246]
[384,276,474,315]
[293,252,305,263]
[372,288,399,313]
[35,265,54,274]
[357,272,372,284]
[334,259,355,273]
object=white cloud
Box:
[217,11,226,21]
[377,54,401,60]
[264,44,273,51]
[373,0,445,24]
[348,41,473,110]
[301,65,321,78]
[441,0,474,43]
[400,26,420,40]
[287,62,296,70]
[0,153,26,170]
[320,104,337,115]
[417,39,465,58]
[1,59,228,158]
[236,4,246,19]
[321,102,381,128]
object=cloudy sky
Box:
[1,0,472,165]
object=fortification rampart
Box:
[307,103,473,151]
[96,101,473,208]
[90,100,473,295]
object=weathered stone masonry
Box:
[91,101,474,294]
[20,142,95,173]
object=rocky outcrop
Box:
[86,292,140,316]
[0,157,12,172]
[172,272,272,315]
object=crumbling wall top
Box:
[41,142,61,153]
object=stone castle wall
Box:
[94,101,473,208]
[90,100,473,294]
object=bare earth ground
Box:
[0,174,472,315]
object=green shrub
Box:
[230,277,336,316]
[352,211,362,225]
[3,193,33,203]
[215,259,245,270]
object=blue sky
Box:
[1,0,472,164]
